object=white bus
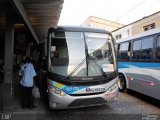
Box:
[46,26,119,109]
[116,28,160,100]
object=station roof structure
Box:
[0,0,64,43]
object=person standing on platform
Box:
[19,57,36,109]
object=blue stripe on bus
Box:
[52,81,89,94]
[118,62,160,68]
[61,86,88,94]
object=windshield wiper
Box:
[89,57,108,78]
[84,49,108,78]
[63,58,86,80]
[84,35,108,78]
[63,55,108,81]
[64,36,108,80]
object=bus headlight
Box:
[107,82,118,93]
[48,84,66,96]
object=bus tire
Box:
[118,73,127,92]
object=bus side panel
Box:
[120,61,160,100]
[118,62,140,91]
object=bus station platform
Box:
[0,71,48,120]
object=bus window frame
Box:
[117,42,130,62]
[131,39,142,61]
[131,36,154,62]
[155,35,160,62]
[141,36,154,61]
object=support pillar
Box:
[3,6,15,111]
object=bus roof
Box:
[116,27,160,43]
[48,26,111,34]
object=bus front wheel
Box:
[118,74,127,92]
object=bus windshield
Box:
[49,31,116,77]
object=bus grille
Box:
[68,97,107,108]
[69,91,105,96]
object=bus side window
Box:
[119,42,129,61]
[156,36,160,59]
[132,40,141,60]
[141,37,153,60]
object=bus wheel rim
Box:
[118,77,125,89]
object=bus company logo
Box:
[86,87,106,92]
[86,88,92,92]
[66,87,72,91]
[66,87,79,91]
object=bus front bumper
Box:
[48,86,119,109]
